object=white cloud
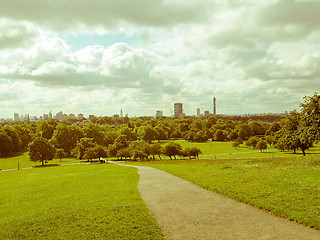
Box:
[1,0,320,118]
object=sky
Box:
[1,0,320,119]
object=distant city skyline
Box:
[1,1,318,119]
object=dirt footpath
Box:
[135,165,320,240]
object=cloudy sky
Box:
[1,0,320,119]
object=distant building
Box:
[88,115,95,119]
[43,114,49,120]
[14,113,19,122]
[174,103,184,118]
[69,113,76,119]
[120,108,123,118]
[213,97,216,115]
[49,111,52,119]
[197,108,200,117]
[113,114,120,119]
[155,110,163,118]
[204,111,210,118]
[78,113,84,120]
[55,111,63,121]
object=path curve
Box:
[111,162,320,240]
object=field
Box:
[161,139,320,159]
[0,164,164,239]
[131,155,320,229]
[1,140,320,236]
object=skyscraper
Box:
[174,103,183,118]
[14,113,19,122]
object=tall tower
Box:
[174,103,183,118]
[120,108,123,118]
[213,97,216,115]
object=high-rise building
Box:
[120,108,123,118]
[14,113,19,122]
[197,108,200,117]
[55,111,63,121]
[213,97,216,115]
[174,103,183,118]
[155,110,163,118]
[49,111,52,119]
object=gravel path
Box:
[111,162,320,240]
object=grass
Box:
[130,155,320,229]
[0,152,85,170]
[0,164,164,239]
[161,139,320,160]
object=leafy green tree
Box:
[51,124,84,156]
[4,127,22,152]
[55,148,67,162]
[163,142,182,160]
[83,147,97,163]
[154,127,168,142]
[249,121,266,135]
[246,136,260,149]
[117,126,136,142]
[83,122,105,145]
[116,148,131,160]
[194,131,208,142]
[136,125,158,143]
[214,129,225,141]
[228,130,239,140]
[232,138,243,149]
[12,125,32,149]
[149,143,162,160]
[189,147,202,159]
[132,150,148,161]
[275,112,313,155]
[170,129,181,139]
[0,127,14,157]
[37,119,57,140]
[300,93,320,140]
[74,138,96,160]
[93,145,108,160]
[255,140,268,152]
[28,137,55,166]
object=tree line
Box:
[1,93,320,164]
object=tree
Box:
[214,129,226,141]
[0,127,14,157]
[255,140,267,152]
[51,124,84,156]
[162,142,182,160]
[93,145,108,160]
[300,92,320,141]
[189,147,202,159]
[136,125,158,143]
[149,143,162,160]
[28,137,55,166]
[246,136,260,149]
[83,147,97,163]
[275,112,313,155]
[232,138,243,149]
[83,122,105,145]
[55,148,66,162]
[74,138,96,160]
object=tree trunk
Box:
[301,147,306,156]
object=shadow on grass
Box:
[33,164,60,168]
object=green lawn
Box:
[0,152,85,170]
[0,164,164,239]
[161,139,320,159]
[131,155,320,229]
